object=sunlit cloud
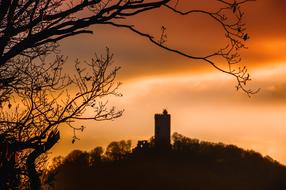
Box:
[49,0,286,167]
[52,62,286,165]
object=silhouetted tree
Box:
[0,49,122,189]
[0,0,257,188]
[42,156,64,190]
[0,0,256,103]
[89,146,104,165]
[64,150,90,166]
[105,140,132,160]
[45,136,286,190]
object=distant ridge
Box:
[45,133,286,190]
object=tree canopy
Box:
[45,134,286,190]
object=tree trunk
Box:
[27,131,60,190]
[27,146,44,190]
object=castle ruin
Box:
[154,109,171,150]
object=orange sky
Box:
[50,0,286,164]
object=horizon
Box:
[49,0,286,165]
[2,1,286,189]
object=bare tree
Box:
[0,49,122,189]
[0,0,257,189]
[0,0,256,99]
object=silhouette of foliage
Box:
[0,49,122,189]
[42,156,64,190]
[45,134,286,190]
[0,0,257,188]
[89,146,104,165]
[105,140,132,160]
[0,0,256,105]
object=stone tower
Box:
[154,109,171,150]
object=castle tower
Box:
[154,109,171,150]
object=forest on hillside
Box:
[43,133,286,190]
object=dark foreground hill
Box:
[45,133,286,190]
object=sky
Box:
[50,0,286,164]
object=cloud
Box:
[57,0,286,84]
[256,83,286,103]
[49,0,286,166]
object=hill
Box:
[45,133,286,190]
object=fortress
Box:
[154,109,171,150]
[134,109,171,152]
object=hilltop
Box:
[44,133,286,190]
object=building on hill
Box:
[133,109,171,153]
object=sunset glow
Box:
[49,0,286,165]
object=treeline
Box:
[43,133,286,190]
